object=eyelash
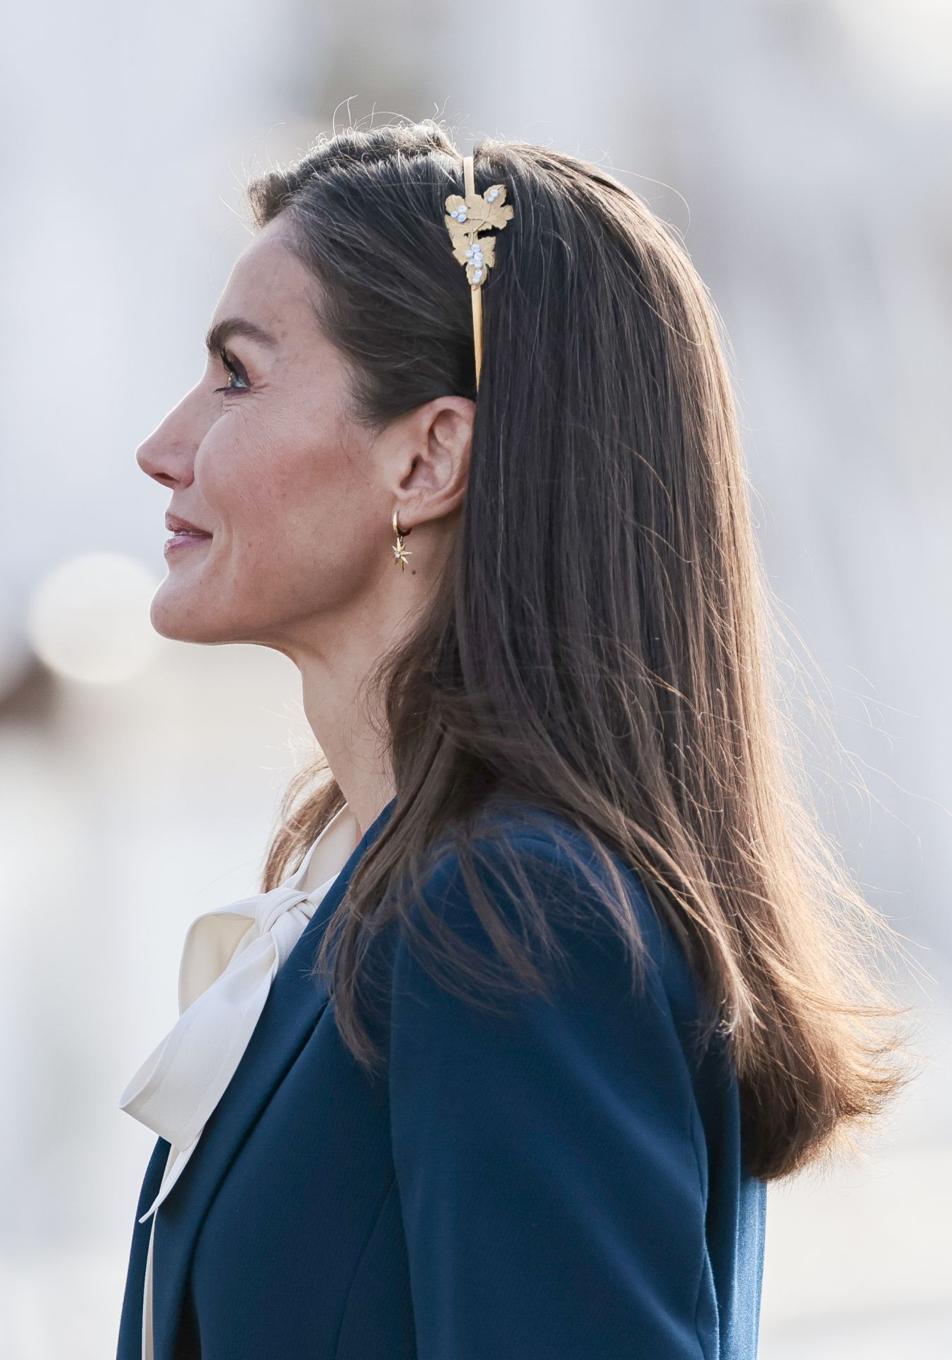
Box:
[213,347,248,393]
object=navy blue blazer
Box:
[117,795,767,1359]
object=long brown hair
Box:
[248,120,920,1182]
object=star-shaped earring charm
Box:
[392,509,413,571]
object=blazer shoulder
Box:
[385,801,719,1359]
[393,795,700,1029]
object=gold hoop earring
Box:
[392,508,412,571]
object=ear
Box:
[398,395,474,525]
[424,394,475,465]
[386,391,473,538]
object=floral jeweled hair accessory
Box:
[444,153,514,391]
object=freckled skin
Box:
[136,216,472,824]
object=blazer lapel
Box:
[117,1134,174,1358]
[149,793,397,1360]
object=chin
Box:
[149,579,227,645]
[149,579,280,650]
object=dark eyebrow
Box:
[204,317,279,355]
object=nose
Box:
[136,400,200,488]
[137,438,192,488]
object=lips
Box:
[166,513,212,537]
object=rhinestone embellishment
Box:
[443,181,514,288]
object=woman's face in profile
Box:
[136,216,392,658]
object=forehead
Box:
[215,219,320,343]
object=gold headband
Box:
[443,154,514,391]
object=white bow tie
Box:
[118,800,360,1222]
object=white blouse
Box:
[118,800,361,1360]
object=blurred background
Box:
[2,0,950,1355]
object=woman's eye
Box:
[213,347,249,393]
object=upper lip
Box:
[166,513,212,536]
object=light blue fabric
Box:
[117,794,766,1359]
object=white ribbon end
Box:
[138,1198,158,1225]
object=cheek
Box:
[208,430,382,576]
[197,419,317,533]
